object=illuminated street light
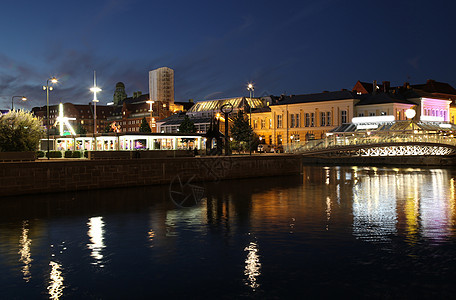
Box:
[146,100,155,131]
[43,77,58,159]
[405,108,416,119]
[247,83,255,155]
[90,71,101,136]
[11,96,27,111]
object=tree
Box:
[139,117,151,133]
[230,111,253,151]
[76,123,87,134]
[0,110,44,152]
[179,115,196,149]
[179,115,196,133]
[104,123,112,133]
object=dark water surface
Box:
[1,166,456,299]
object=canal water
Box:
[1,166,456,299]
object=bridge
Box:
[285,121,456,157]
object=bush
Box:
[37,151,45,158]
[72,151,81,158]
[0,110,44,152]
[84,151,89,158]
[64,150,73,158]
[45,151,62,158]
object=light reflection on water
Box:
[244,240,261,290]
[18,220,32,282]
[87,216,105,266]
[47,261,64,300]
[347,167,456,244]
[0,166,456,298]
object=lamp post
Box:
[146,100,155,132]
[11,96,27,111]
[43,77,58,160]
[221,103,233,156]
[90,71,101,150]
[247,83,255,155]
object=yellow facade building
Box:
[251,90,427,146]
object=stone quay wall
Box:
[0,155,302,197]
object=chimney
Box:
[373,80,377,94]
[382,81,390,93]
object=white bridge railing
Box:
[285,133,456,154]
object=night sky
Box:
[1,0,455,110]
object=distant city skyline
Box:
[1,0,455,110]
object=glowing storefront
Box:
[41,133,205,152]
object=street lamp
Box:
[43,77,58,159]
[146,100,155,131]
[247,83,255,155]
[11,96,27,111]
[90,71,101,134]
[90,71,101,151]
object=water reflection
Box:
[87,216,105,266]
[326,196,331,231]
[1,168,456,298]
[18,220,32,282]
[420,170,452,241]
[349,167,456,244]
[352,170,398,243]
[47,261,64,300]
[244,240,261,290]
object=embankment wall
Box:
[0,155,302,196]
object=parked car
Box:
[257,144,283,153]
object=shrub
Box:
[0,110,44,152]
[45,151,62,158]
[64,150,73,158]
[36,151,45,158]
[84,151,89,158]
[72,151,81,158]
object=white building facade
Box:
[149,67,174,106]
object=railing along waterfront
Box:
[285,132,456,154]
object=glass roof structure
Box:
[187,97,264,113]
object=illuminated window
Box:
[269,119,272,129]
[253,120,258,129]
[277,115,282,128]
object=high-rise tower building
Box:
[149,67,174,106]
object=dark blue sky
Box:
[1,0,455,110]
